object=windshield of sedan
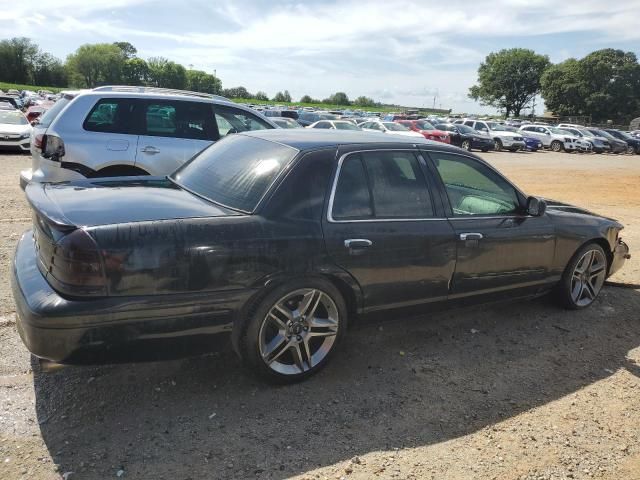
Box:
[382,122,409,131]
[0,110,28,125]
[456,124,475,134]
[171,134,298,212]
[334,122,360,130]
[591,129,615,140]
[414,120,435,130]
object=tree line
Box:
[0,37,380,107]
[469,47,640,123]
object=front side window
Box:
[431,153,520,216]
[84,98,134,133]
[314,121,331,129]
[464,121,475,127]
[214,105,271,137]
[143,101,216,140]
[332,151,433,220]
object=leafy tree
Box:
[299,95,319,103]
[469,48,551,118]
[113,42,137,59]
[147,57,187,89]
[32,52,66,86]
[541,49,640,122]
[222,86,251,98]
[186,69,222,94]
[254,91,269,101]
[323,92,350,105]
[353,95,376,107]
[282,90,291,102]
[272,91,287,102]
[66,43,127,87]
[122,57,149,85]
[0,37,39,84]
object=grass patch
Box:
[0,82,64,93]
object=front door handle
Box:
[344,239,372,255]
[460,232,483,248]
[141,146,160,154]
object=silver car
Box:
[519,125,591,152]
[22,86,277,189]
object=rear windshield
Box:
[171,134,298,212]
[37,96,72,128]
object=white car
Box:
[0,109,32,152]
[308,120,361,130]
[359,120,424,138]
[519,125,591,153]
[454,119,526,152]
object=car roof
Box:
[239,129,457,151]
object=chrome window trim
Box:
[326,148,443,223]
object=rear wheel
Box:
[551,140,563,152]
[556,243,608,309]
[461,139,471,151]
[494,139,503,152]
[241,278,347,383]
[627,145,635,155]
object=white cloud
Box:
[1,0,639,112]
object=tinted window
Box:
[432,153,520,216]
[267,150,333,221]
[361,151,433,218]
[214,105,271,138]
[144,101,215,140]
[314,121,332,129]
[464,121,474,127]
[171,134,297,212]
[332,156,373,220]
[84,98,135,133]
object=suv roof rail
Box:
[92,85,231,102]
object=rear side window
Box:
[84,99,134,133]
[39,96,72,128]
[332,151,433,220]
[143,101,215,140]
[214,105,271,138]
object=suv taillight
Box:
[41,134,65,161]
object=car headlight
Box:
[20,133,30,139]
[564,137,572,142]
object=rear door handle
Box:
[344,239,372,255]
[141,146,160,154]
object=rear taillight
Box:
[41,134,65,161]
[33,134,44,149]
[44,228,107,297]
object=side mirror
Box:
[526,196,547,216]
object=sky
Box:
[2,0,640,114]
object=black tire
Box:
[241,277,348,383]
[481,148,489,152]
[494,139,503,152]
[550,140,563,152]
[556,242,608,310]
[627,145,635,155]
[461,139,471,151]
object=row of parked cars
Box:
[10,85,631,384]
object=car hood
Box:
[0,123,31,135]
[544,198,621,225]
[26,177,238,227]
[421,129,449,137]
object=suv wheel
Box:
[494,139,503,151]
[241,278,347,383]
[551,140,563,152]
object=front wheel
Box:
[461,139,471,151]
[556,243,608,309]
[494,139,503,152]
[241,278,347,383]
[551,140,563,152]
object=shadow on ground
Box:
[33,288,640,479]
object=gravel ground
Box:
[0,149,639,480]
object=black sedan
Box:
[604,129,640,154]
[13,130,630,383]
[434,123,495,152]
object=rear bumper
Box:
[12,231,252,363]
[609,239,630,277]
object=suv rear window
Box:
[38,95,73,128]
[84,98,135,133]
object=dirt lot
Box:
[0,150,639,480]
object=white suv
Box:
[454,119,526,152]
[22,86,277,189]
[519,125,591,153]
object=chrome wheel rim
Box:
[552,142,561,152]
[461,140,470,150]
[494,140,502,151]
[259,289,339,375]
[571,249,606,307]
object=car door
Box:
[323,148,457,312]
[423,149,556,297]
[77,98,139,170]
[136,100,216,175]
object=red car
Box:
[396,120,450,143]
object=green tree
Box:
[32,52,67,86]
[66,43,127,87]
[272,91,287,102]
[122,57,149,85]
[222,86,251,98]
[541,49,640,122]
[147,57,187,89]
[0,37,39,84]
[353,95,376,107]
[323,92,350,105]
[186,69,222,94]
[469,48,551,118]
[299,95,318,103]
[254,91,269,101]
[282,90,292,102]
[113,42,137,59]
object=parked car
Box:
[25,105,49,124]
[0,109,32,152]
[297,111,339,127]
[519,125,591,152]
[271,117,303,129]
[455,119,526,152]
[560,127,610,154]
[12,130,630,383]
[359,120,423,138]
[522,136,543,152]
[0,95,20,110]
[21,86,277,190]
[396,120,450,143]
[308,120,361,130]
[584,128,628,154]
[434,123,495,152]
[261,109,299,121]
[603,129,640,154]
